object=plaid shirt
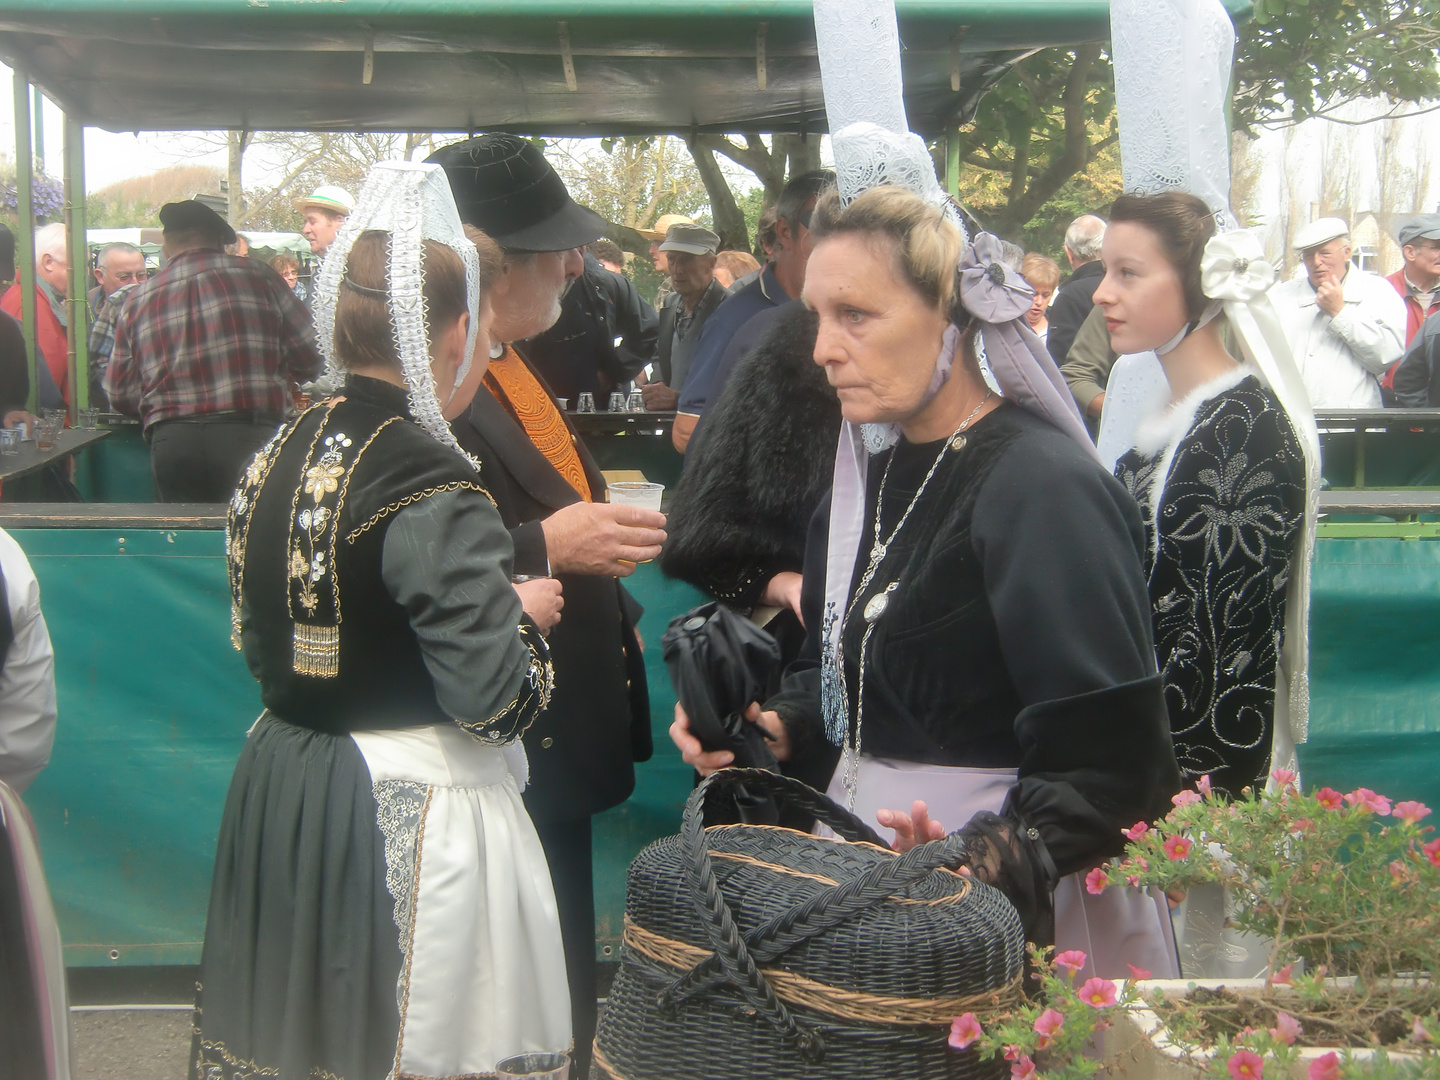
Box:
[105,249,321,429]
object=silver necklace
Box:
[839,390,993,807]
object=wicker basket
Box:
[591,769,1025,1080]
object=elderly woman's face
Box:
[1092,221,1189,355]
[803,233,950,426]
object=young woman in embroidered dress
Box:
[670,185,1183,978]
[195,164,571,1080]
[1097,191,1309,802]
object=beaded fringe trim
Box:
[293,622,341,678]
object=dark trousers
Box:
[532,816,595,1077]
[149,416,280,502]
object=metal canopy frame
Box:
[0,0,1249,137]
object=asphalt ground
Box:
[71,1009,192,1080]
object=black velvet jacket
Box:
[232,376,549,739]
[767,404,1180,877]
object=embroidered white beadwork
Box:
[312,162,481,466]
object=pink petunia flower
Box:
[1291,818,1315,835]
[1412,1017,1433,1043]
[1267,963,1294,986]
[1123,821,1150,842]
[1196,774,1213,796]
[1392,800,1432,825]
[1163,835,1193,861]
[1002,1044,1021,1062]
[1308,1052,1340,1080]
[948,1013,982,1050]
[1344,787,1392,815]
[1391,860,1410,885]
[1078,977,1118,1008]
[1054,949,1088,974]
[1270,767,1297,788]
[1270,1011,1302,1045]
[1128,964,1153,981]
[1085,867,1109,895]
[1033,1008,1065,1050]
[1315,787,1344,809]
[1011,1056,1036,1080]
[1424,838,1440,869]
[1227,1048,1264,1080]
[1126,874,1141,887]
[1172,790,1202,807]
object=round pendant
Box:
[863,591,890,622]
[950,432,968,452]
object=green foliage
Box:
[552,136,709,233]
[737,187,768,249]
[1235,0,1440,130]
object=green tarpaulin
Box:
[8,525,1438,967]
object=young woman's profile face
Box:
[1092,221,1190,355]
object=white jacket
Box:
[1270,267,1407,408]
[0,528,56,793]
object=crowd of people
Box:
[0,113,1434,1077]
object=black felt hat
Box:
[426,134,607,252]
[158,200,236,246]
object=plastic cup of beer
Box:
[496,1052,569,1080]
[607,481,664,511]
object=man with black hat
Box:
[428,134,665,1075]
[105,200,321,501]
[642,223,727,411]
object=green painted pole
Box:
[12,69,37,414]
[63,112,87,418]
[32,85,44,172]
[946,130,960,198]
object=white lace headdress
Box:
[311,161,482,464]
[1111,0,1321,753]
[812,0,1096,752]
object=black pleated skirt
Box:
[191,715,403,1080]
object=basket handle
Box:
[675,769,972,1061]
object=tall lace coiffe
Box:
[311,162,482,464]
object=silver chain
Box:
[839,390,993,808]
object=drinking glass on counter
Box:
[625,390,645,412]
[608,392,626,412]
[36,415,62,451]
[576,392,595,413]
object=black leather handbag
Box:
[661,602,784,822]
[591,770,1026,1080]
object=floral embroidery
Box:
[304,461,345,503]
[1115,377,1304,798]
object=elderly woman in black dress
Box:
[672,184,1181,977]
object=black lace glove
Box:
[956,811,1060,947]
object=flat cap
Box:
[158,200,237,245]
[1398,214,1440,248]
[1292,217,1350,252]
[658,223,720,256]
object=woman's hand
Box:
[759,572,804,625]
[877,800,950,855]
[669,702,791,776]
[513,577,563,634]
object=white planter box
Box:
[1101,979,1426,1079]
